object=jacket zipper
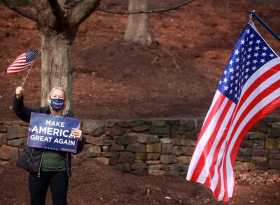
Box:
[38,149,44,177]
[27,148,34,162]
[66,153,70,178]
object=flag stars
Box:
[217,26,276,104]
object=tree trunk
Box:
[40,32,75,108]
[4,0,101,109]
[124,0,154,46]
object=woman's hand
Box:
[71,128,83,141]
[16,86,24,98]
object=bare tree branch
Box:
[47,0,65,23]
[204,0,213,19]
[2,0,39,22]
[96,0,195,14]
[161,46,181,70]
[68,0,101,27]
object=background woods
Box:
[1,0,193,108]
[0,0,280,121]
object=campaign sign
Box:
[27,113,81,153]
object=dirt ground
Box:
[1,0,280,204]
[0,156,280,205]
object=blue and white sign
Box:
[27,113,81,153]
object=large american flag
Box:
[7,51,38,74]
[187,22,280,202]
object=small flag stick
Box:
[21,47,41,88]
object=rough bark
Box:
[37,0,78,108]
[40,32,75,108]
[36,0,100,108]
[124,0,154,46]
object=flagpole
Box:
[251,10,280,42]
[21,47,41,88]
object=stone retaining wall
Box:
[1,117,280,175]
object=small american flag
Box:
[187,22,280,202]
[7,51,38,74]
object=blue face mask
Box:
[51,99,65,111]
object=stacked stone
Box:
[1,117,280,175]
[234,118,280,174]
[80,118,203,176]
[0,121,29,161]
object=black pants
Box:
[29,170,69,205]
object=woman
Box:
[14,86,85,205]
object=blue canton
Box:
[26,51,38,63]
[217,23,277,104]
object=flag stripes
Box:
[191,98,232,182]
[187,22,280,202]
[7,51,38,74]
